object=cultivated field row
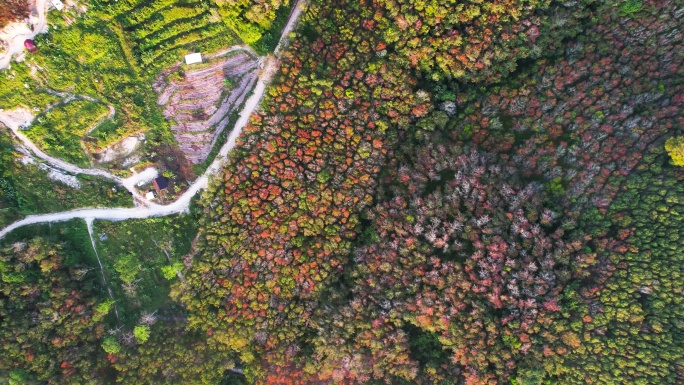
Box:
[155,51,259,163]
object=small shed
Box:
[145,191,155,200]
[153,176,169,193]
[51,0,64,11]
[24,39,38,54]
[184,53,202,65]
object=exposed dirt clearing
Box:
[94,133,143,164]
[0,0,49,69]
[46,168,81,188]
[127,167,158,186]
[156,51,259,164]
[0,106,33,129]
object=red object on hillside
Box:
[24,39,38,53]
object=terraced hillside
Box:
[154,51,259,163]
[98,0,240,72]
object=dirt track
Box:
[0,107,159,207]
[156,49,259,163]
[0,0,307,239]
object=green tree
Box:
[664,136,684,166]
[114,253,140,284]
[93,299,115,322]
[161,261,184,280]
[102,337,122,355]
[134,325,151,344]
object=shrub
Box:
[113,253,139,284]
[160,261,183,280]
[93,299,115,322]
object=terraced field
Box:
[99,0,240,72]
[154,51,259,163]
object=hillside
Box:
[0,0,682,384]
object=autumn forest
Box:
[0,0,682,384]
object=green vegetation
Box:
[375,0,594,82]
[665,136,684,166]
[102,337,123,354]
[0,131,133,227]
[214,0,289,48]
[114,252,141,284]
[178,0,684,382]
[250,1,294,55]
[31,19,166,144]
[0,17,167,169]
[94,299,116,321]
[0,0,257,217]
[0,220,240,383]
[0,238,107,382]
[95,0,240,71]
[547,148,684,384]
[134,325,152,343]
[619,0,643,16]
[0,220,109,382]
[0,64,59,111]
[1,0,683,383]
[92,213,198,324]
[25,99,110,166]
[1,0,244,175]
[161,261,183,279]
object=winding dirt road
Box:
[0,107,159,206]
[0,0,306,239]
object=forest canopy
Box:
[0,0,682,383]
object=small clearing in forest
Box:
[154,51,258,164]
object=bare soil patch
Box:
[154,51,258,164]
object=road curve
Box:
[0,76,267,239]
[0,108,158,206]
[0,0,305,240]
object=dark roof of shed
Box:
[153,176,169,190]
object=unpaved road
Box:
[0,0,49,69]
[0,107,159,206]
[274,0,304,56]
[85,218,120,321]
[0,0,306,239]
[0,78,266,239]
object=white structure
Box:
[145,191,155,200]
[184,53,202,65]
[51,0,65,11]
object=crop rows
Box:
[154,52,259,163]
[100,0,238,71]
[141,24,228,66]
